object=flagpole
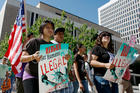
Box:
[23,0,28,38]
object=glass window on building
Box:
[132,16,134,19]
[131,11,133,14]
[133,20,135,24]
[134,10,136,13]
[133,25,135,29]
[137,34,139,38]
[131,7,132,10]
[136,9,138,12]
[35,14,38,20]
[30,12,34,26]
[137,39,139,44]
[135,20,137,23]
[134,30,136,34]
[135,24,137,28]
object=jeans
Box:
[6,89,11,93]
[9,76,15,93]
[51,82,73,93]
[73,80,89,93]
[94,75,118,93]
[0,78,4,89]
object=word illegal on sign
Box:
[40,56,66,75]
[39,43,69,93]
[103,42,138,83]
[112,58,129,67]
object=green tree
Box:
[0,33,9,58]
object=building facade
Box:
[98,0,140,44]
[0,0,124,51]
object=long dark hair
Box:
[95,31,114,53]
[39,20,54,34]
[73,43,84,55]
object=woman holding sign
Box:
[20,20,54,93]
[90,31,118,93]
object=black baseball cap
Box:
[54,27,65,35]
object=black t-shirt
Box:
[92,45,110,76]
[74,54,86,80]
[23,38,52,77]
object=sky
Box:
[0,0,109,24]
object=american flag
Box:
[4,0,26,74]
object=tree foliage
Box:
[0,33,9,58]
[0,11,97,59]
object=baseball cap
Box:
[54,27,65,35]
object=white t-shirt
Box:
[50,40,58,44]
[108,52,115,63]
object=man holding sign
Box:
[50,27,72,93]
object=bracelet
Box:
[31,55,34,61]
[31,55,33,61]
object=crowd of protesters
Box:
[1,57,15,93]
[0,20,134,93]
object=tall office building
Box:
[98,0,140,44]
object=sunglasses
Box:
[102,33,111,37]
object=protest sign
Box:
[39,43,69,93]
[103,42,139,83]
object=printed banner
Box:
[103,43,139,83]
[39,43,69,93]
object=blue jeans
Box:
[9,76,15,93]
[94,76,118,93]
[51,82,73,93]
[6,89,11,93]
[0,78,4,89]
[73,80,89,93]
